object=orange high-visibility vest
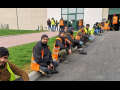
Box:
[104,23,109,30]
[59,20,64,26]
[76,30,85,40]
[113,16,118,24]
[66,33,75,44]
[52,37,67,61]
[31,46,50,71]
[78,20,83,26]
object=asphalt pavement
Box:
[36,31,120,81]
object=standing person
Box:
[0,47,29,81]
[52,31,72,64]
[55,20,59,31]
[78,19,83,30]
[51,18,56,32]
[31,34,59,77]
[112,14,118,31]
[59,17,65,31]
[66,27,87,55]
[47,18,51,31]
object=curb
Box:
[28,46,77,81]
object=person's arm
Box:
[78,32,89,38]
[66,40,72,49]
[66,34,80,44]
[8,61,29,81]
[48,50,53,64]
[56,39,68,52]
[33,45,44,64]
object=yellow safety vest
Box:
[7,62,18,81]
[51,20,56,25]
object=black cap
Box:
[41,34,49,40]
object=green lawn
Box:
[7,32,77,72]
[0,29,47,36]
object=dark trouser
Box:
[14,77,23,81]
[113,24,117,30]
[40,61,59,75]
[59,26,64,31]
[71,42,82,49]
[80,36,88,44]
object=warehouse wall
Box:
[84,8,103,29]
[17,8,47,30]
[0,8,47,30]
[0,8,18,29]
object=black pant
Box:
[40,61,59,75]
[59,26,64,31]
[80,36,88,44]
[71,42,82,49]
[14,77,23,81]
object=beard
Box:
[0,61,6,68]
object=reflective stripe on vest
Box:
[66,33,74,44]
[52,37,67,61]
[59,20,64,26]
[31,49,44,71]
[113,16,118,24]
[76,30,85,40]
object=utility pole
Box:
[16,8,19,30]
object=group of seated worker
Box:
[31,24,94,77]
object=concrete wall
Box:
[0,8,18,29]
[84,8,103,29]
[47,8,61,21]
[102,8,109,21]
[17,8,47,30]
[0,8,47,30]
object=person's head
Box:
[96,22,99,26]
[41,34,49,45]
[0,47,9,67]
[80,26,84,31]
[65,26,68,32]
[113,14,116,16]
[61,17,63,20]
[59,31,66,38]
[86,24,90,29]
[52,17,54,20]
[66,27,74,35]
[48,18,50,20]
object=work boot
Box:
[98,34,101,36]
[51,69,59,74]
[79,50,87,55]
[40,70,51,77]
[60,59,69,64]
[83,44,88,48]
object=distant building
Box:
[0,8,119,30]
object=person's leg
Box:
[13,77,23,81]
[58,49,68,63]
[40,66,51,75]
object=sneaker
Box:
[79,50,87,55]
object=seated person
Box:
[66,27,87,55]
[31,34,59,77]
[52,31,72,64]
[76,26,91,48]
[0,47,29,81]
[100,22,104,33]
[92,22,101,36]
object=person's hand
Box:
[79,41,83,45]
[68,49,72,55]
[89,37,92,40]
[47,65,51,70]
[50,63,54,70]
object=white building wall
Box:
[84,8,103,29]
[47,8,61,21]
